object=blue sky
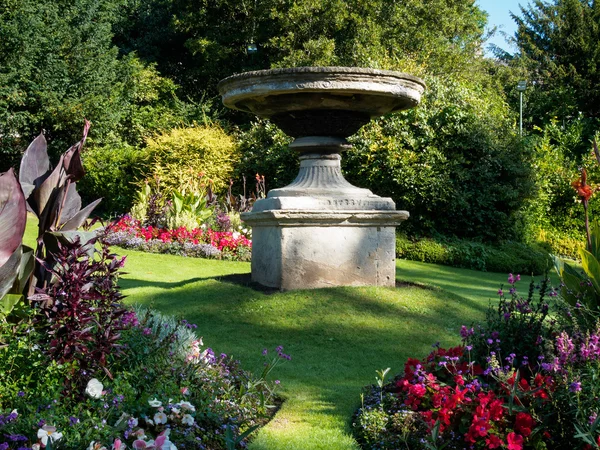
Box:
[476,0,524,55]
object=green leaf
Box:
[579,248,600,295]
[0,293,23,318]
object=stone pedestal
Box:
[243,210,407,290]
[218,67,425,291]
[241,149,408,290]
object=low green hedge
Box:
[396,234,552,274]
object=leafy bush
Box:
[234,120,296,192]
[396,234,551,274]
[31,237,127,388]
[79,143,145,217]
[521,121,600,258]
[344,76,532,242]
[141,124,240,195]
[463,275,555,368]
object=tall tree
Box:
[0,0,195,170]
[114,0,488,101]
[513,0,600,130]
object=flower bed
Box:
[0,239,283,450]
[102,216,252,261]
[353,275,600,449]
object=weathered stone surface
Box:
[218,67,425,137]
[244,210,403,290]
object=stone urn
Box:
[218,67,425,290]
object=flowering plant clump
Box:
[0,240,284,449]
[102,215,252,261]
[0,308,286,449]
[353,275,600,449]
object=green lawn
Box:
[117,250,518,450]
[23,216,548,449]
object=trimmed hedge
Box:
[396,233,552,275]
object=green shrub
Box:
[142,124,239,195]
[234,120,296,192]
[396,233,551,274]
[345,76,532,242]
[79,143,145,216]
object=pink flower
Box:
[507,432,524,450]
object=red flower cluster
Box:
[106,216,252,253]
[391,346,552,449]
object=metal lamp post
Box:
[516,81,527,136]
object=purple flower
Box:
[69,416,79,425]
[570,381,582,392]
[17,391,25,397]
[460,326,474,338]
[143,327,152,336]
[262,348,268,356]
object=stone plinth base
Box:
[242,210,408,290]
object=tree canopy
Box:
[513,0,600,128]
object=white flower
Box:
[177,401,196,412]
[85,378,104,399]
[148,398,162,408]
[170,406,180,414]
[232,232,241,240]
[181,414,194,426]
[32,445,41,450]
[154,412,168,425]
[37,425,63,446]
[133,428,146,439]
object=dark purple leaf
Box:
[60,198,102,231]
[61,121,90,183]
[57,182,82,227]
[0,169,27,267]
[62,143,86,183]
[0,246,21,299]
[19,134,50,187]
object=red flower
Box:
[507,432,524,450]
[486,434,503,449]
[514,412,535,437]
[573,168,594,201]
[488,399,504,421]
[408,383,426,398]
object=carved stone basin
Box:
[218,67,425,290]
[218,66,425,137]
